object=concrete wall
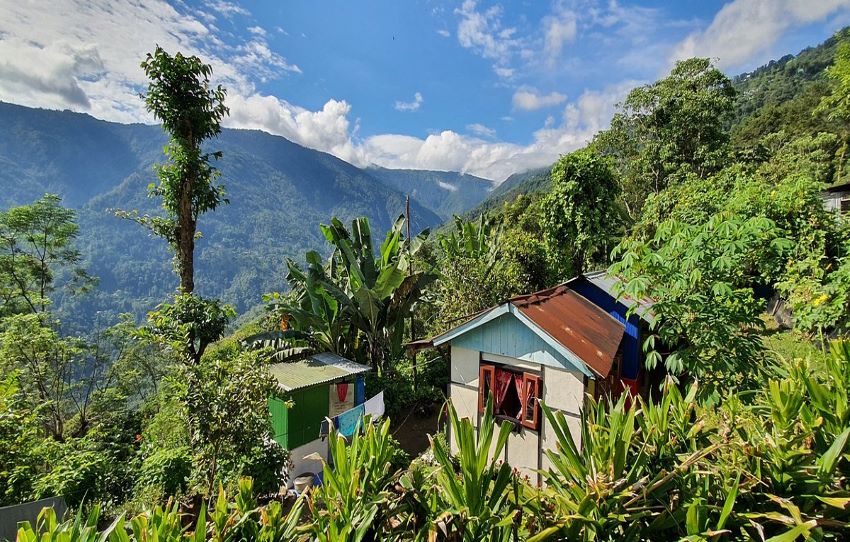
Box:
[451,346,480,386]
[0,497,67,540]
[540,365,584,474]
[448,344,588,485]
[285,437,328,489]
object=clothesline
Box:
[319,391,385,439]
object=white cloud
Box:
[467,123,497,138]
[436,29,451,37]
[0,0,299,124]
[0,0,639,182]
[206,0,249,18]
[512,88,567,111]
[247,26,267,37]
[542,7,577,62]
[360,81,635,181]
[671,0,850,70]
[394,92,423,112]
[455,0,523,77]
[437,180,459,192]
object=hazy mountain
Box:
[0,102,489,329]
[366,166,495,220]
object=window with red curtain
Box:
[478,363,541,430]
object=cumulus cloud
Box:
[512,88,567,111]
[671,0,850,70]
[542,7,577,62]
[0,0,639,182]
[394,92,424,112]
[359,81,635,181]
[0,0,300,125]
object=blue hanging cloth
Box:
[336,404,365,438]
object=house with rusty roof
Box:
[430,273,655,484]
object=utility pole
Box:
[406,194,417,391]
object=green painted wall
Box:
[268,384,329,450]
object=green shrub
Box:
[137,446,192,498]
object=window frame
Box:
[478,364,495,414]
[521,373,541,430]
[477,361,542,431]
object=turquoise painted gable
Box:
[452,313,584,373]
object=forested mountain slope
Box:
[366,166,494,220]
[0,102,460,328]
[464,30,849,219]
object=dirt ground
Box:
[390,408,441,456]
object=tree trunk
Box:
[178,175,195,294]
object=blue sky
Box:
[1,1,850,180]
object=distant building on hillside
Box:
[822,181,850,213]
[426,275,656,485]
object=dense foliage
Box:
[16,344,850,540]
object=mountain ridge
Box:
[0,101,491,329]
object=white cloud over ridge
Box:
[6,0,840,185]
[671,0,850,70]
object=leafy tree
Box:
[610,214,791,398]
[542,148,621,275]
[137,46,229,294]
[595,58,735,218]
[0,373,42,505]
[143,293,235,365]
[182,348,285,494]
[0,194,94,317]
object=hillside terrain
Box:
[462,32,847,219]
[0,102,493,328]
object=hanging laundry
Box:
[363,391,385,418]
[337,382,349,402]
[336,404,364,437]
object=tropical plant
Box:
[267,216,435,373]
[427,397,524,541]
[306,417,401,541]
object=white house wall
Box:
[540,365,584,474]
[448,337,588,485]
[451,346,480,386]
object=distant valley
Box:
[0,102,499,329]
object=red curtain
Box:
[494,369,512,410]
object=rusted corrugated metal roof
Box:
[511,285,625,378]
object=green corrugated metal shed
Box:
[268,352,370,392]
[268,353,369,450]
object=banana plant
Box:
[266,215,435,373]
[428,396,522,541]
